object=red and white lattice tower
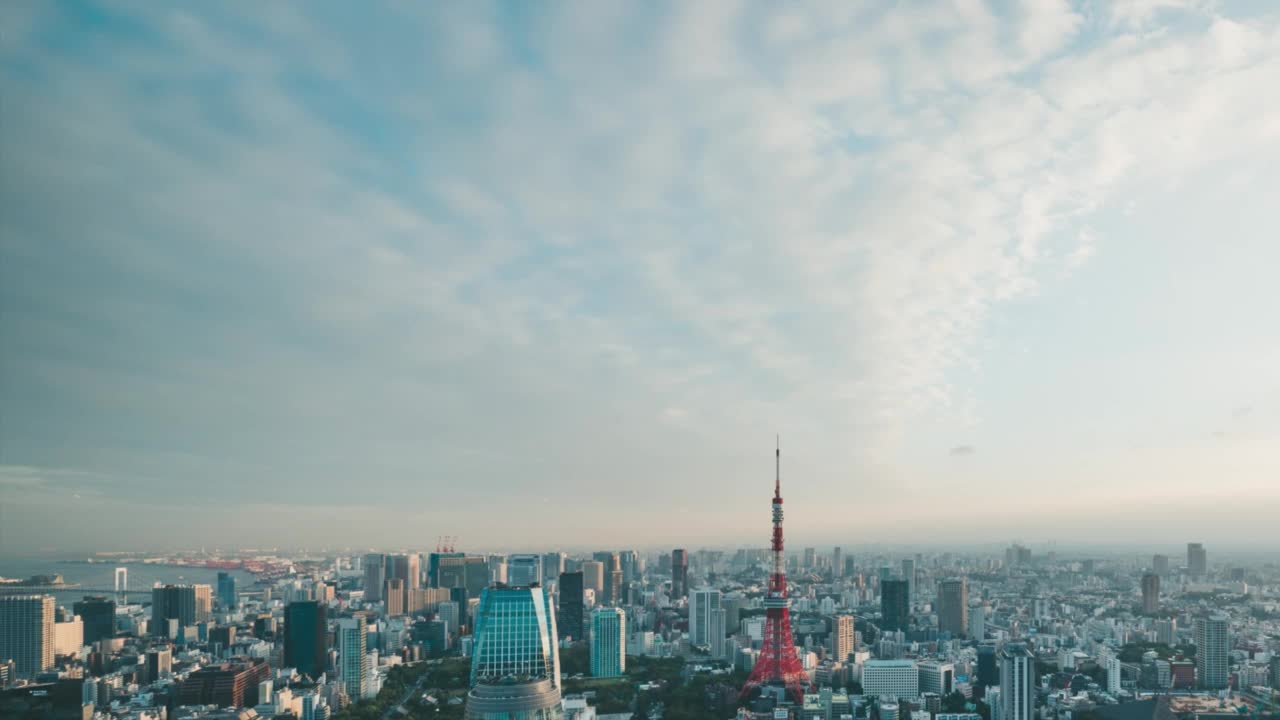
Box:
[740,441,810,703]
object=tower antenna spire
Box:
[775,435,781,496]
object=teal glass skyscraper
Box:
[470,586,561,688]
[590,607,625,678]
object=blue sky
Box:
[2,0,1279,553]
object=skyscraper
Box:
[833,547,844,578]
[363,553,386,603]
[901,558,916,603]
[73,596,115,645]
[831,614,855,661]
[937,578,968,637]
[1152,554,1170,575]
[880,579,910,632]
[0,595,55,678]
[557,571,585,642]
[284,601,328,678]
[803,547,817,569]
[1187,543,1207,578]
[1141,574,1160,614]
[968,604,987,641]
[217,572,237,609]
[976,644,998,693]
[384,579,406,616]
[541,553,566,585]
[508,554,542,587]
[590,607,625,678]
[337,616,368,699]
[151,584,212,635]
[1195,615,1228,689]
[438,555,490,600]
[999,643,1035,720]
[470,586,561,689]
[690,588,722,648]
[671,549,688,599]
[579,561,604,597]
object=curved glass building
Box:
[470,585,561,688]
[465,678,563,720]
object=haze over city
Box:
[4,1,1280,553]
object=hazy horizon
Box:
[3,2,1280,552]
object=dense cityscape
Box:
[2,450,1278,720]
[4,2,1280,720]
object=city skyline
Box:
[4,1,1280,552]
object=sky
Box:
[2,0,1279,554]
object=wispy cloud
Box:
[2,1,1279,549]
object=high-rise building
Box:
[690,588,722,648]
[557,571,585,642]
[605,570,622,607]
[969,604,987,641]
[831,614,855,661]
[1195,615,1228,689]
[880,579,910,632]
[1187,543,1207,578]
[1141,574,1160,614]
[387,553,421,590]
[580,561,604,597]
[151,585,211,635]
[427,551,464,588]
[1107,655,1122,695]
[542,553,566,585]
[937,578,968,637]
[999,643,1035,720]
[976,644,998,692]
[1269,655,1280,690]
[337,616,368,699]
[901,559,916,603]
[671,549,688,599]
[590,607,625,678]
[470,586,560,689]
[284,601,328,679]
[1152,554,1170,575]
[618,550,640,584]
[216,572,237,609]
[363,553,386,603]
[384,579,406,616]
[487,554,508,585]
[146,645,172,683]
[74,596,115,645]
[508,555,542,587]
[438,556,490,600]
[832,547,844,577]
[803,547,817,569]
[862,659,920,699]
[0,595,55,678]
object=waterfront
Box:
[0,557,257,605]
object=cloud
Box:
[2,1,1279,549]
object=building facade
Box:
[863,659,920,699]
[337,616,368,699]
[590,607,625,678]
[1141,574,1160,614]
[881,579,910,632]
[150,584,212,636]
[557,571,584,642]
[1195,615,1228,689]
[937,578,968,637]
[999,644,1035,720]
[471,586,561,689]
[0,595,55,678]
[284,601,328,679]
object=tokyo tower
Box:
[740,440,810,702]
